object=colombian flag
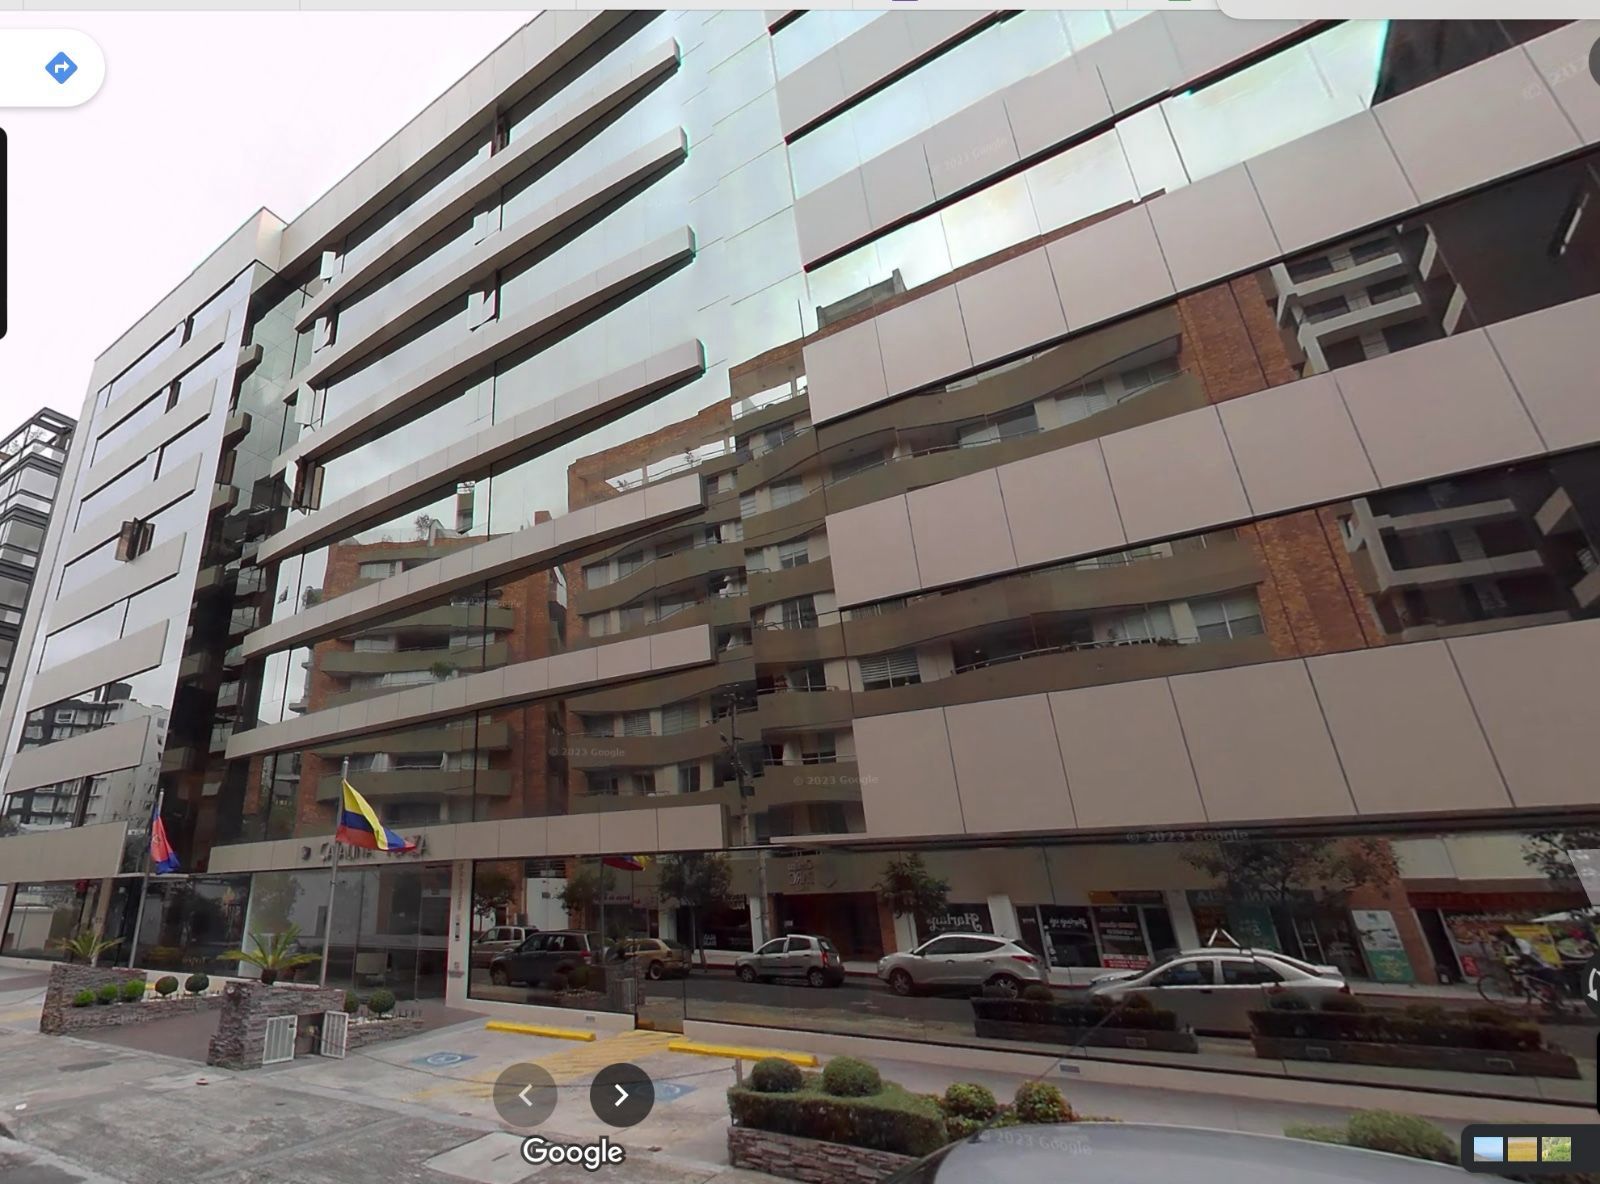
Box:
[602,855,652,872]
[335,780,417,853]
[150,803,180,874]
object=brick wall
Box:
[727,1125,915,1184]
[206,980,345,1069]
[39,963,147,1035]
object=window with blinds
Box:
[778,539,810,569]
[661,702,698,734]
[859,650,920,689]
[622,711,651,737]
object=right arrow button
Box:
[591,1062,654,1128]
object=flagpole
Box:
[127,788,162,968]
[319,758,347,987]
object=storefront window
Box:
[0,882,88,959]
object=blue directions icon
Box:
[46,52,78,85]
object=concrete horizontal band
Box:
[299,128,690,388]
[225,623,714,759]
[272,226,697,476]
[804,25,1592,429]
[48,532,187,633]
[68,453,204,563]
[5,716,153,795]
[0,820,131,884]
[245,472,705,659]
[825,294,1595,608]
[25,621,170,712]
[796,11,1309,264]
[203,800,726,872]
[258,341,705,567]
[294,38,683,332]
[80,378,217,499]
[96,317,230,436]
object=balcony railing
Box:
[949,633,1196,675]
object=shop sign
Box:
[1504,923,1563,968]
[1088,890,1165,906]
[926,904,993,935]
[1039,906,1092,935]
[298,835,429,864]
[1350,909,1415,983]
[1189,888,1315,907]
[1092,905,1150,970]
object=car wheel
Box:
[737,964,757,983]
[986,974,1022,999]
[888,969,915,997]
[807,968,826,988]
[647,961,664,981]
[490,967,509,987]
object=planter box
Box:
[728,1125,915,1184]
[973,1016,1198,1053]
[38,964,226,1035]
[347,1015,426,1050]
[1251,1034,1581,1079]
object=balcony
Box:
[753,620,847,665]
[755,760,861,807]
[314,768,512,802]
[314,720,510,757]
[353,604,515,635]
[318,641,510,676]
[568,782,741,815]
[567,653,756,713]
[575,541,745,615]
[749,557,834,608]
[1536,487,1579,537]
[753,687,854,733]
[853,633,1278,717]
[737,429,819,494]
[565,722,725,770]
[1371,498,1522,537]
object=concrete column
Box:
[986,894,1020,940]
[747,897,767,949]
[1166,889,1200,950]
[893,912,918,952]
[659,908,678,943]
[445,860,472,1007]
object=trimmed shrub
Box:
[972,997,1180,1032]
[1465,1006,1514,1027]
[941,1083,998,1121]
[71,989,96,1008]
[822,1056,882,1097]
[1020,983,1054,1002]
[1403,1002,1448,1023]
[1319,994,1365,1014]
[945,1114,985,1140]
[1284,1121,1348,1145]
[184,973,209,996]
[1250,1008,1544,1052]
[749,1058,804,1094]
[1013,1081,1074,1124]
[343,991,361,1014]
[154,976,179,998]
[95,983,119,1005]
[728,1081,947,1157]
[1344,1111,1458,1165]
[120,979,147,1002]
[366,989,396,1017]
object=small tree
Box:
[53,927,122,966]
[222,924,321,986]
[875,854,950,945]
[0,816,19,838]
[657,853,732,968]
[1184,837,1399,906]
[472,866,519,929]
[557,866,612,928]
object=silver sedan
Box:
[1086,951,1349,1033]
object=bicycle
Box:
[1474,962,1578,1017]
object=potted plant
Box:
[51,927,122,966]
[222,924,321,986]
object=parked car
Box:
[489,930,600,988]
[471,924,536,968]
[735,934,845,987]
[877,934,1045,997]
[1087,950,1348,1033]
[606,936,689,980]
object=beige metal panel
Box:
[25,622,170,711]
[824,495,920,608]
[5,717,152,794]
[49,532,186,632]
[294,38,683,331]
[81,379,216,498]
[98,317,229,436]
[1486,293,1600,453]
[1050,680,1207,830]
[1523,22,1600,142]
[804,318,887,425]
[1100,407,1250,544]
[69,453,204,563]
[906,469,1016,591]
[0,821,130,882]
[853,707,967,839]
[656,803,725,851]
[947,696,1075,834]
[998,440,1126,573]
[1218,373,1378,518]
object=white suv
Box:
[877,934,1046,997]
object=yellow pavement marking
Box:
[667,1039,817,1067]
[403,1029,678,1104]
[484,1020,595,1042]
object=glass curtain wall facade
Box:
[2,11,1597,1104]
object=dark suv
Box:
[490,930,601,988]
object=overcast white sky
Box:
[0,12,533,434]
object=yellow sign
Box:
[1504,924,1562,967]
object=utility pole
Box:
[719,690,770,946]
[319,757,347,987]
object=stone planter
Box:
[346,1014,426,1050]
[1250,1034,1582,1079]
[728,1125,916,1184]
[40,964,148,1035]
[206,980,345,1070]
[970,997,1198,1053]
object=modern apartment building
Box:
[1,11,1598,1098]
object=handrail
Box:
[950,634,1195,675]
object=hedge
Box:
[729,1080,947,1158]
[971,997,1180,1032]
[1250,1009,1543,1052]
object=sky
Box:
[0,11,534,434]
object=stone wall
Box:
[727,1126,915,1184]
[206,981,344,1070]
[39,963,146,1035]
[345,1014,425,1051]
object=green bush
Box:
[1319,994,1365,1013]
[750,1058,804,1094]
[728,1081,947,1157]
[71,989,96,1008]
[821,1056,881,1098]
[1250,1008,1544,1052]
[1284,1121,1348,1145]
[1020,983,1054,1002]
[941,1082,998,1121]
[95,983,119,1005]
[945,1114,985,1140]
[119,979,147,1002]
[972,997,1179,1032]
[154,975,179,998]
[366,988,396,1016]
[1013,1081,1074,1124]
[343,991,361,1014]
[184,973,209,996]
[1345,1111,1458,1165]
